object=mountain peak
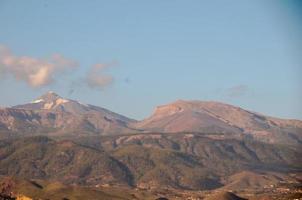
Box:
[37,91,62,102]
[27,91,70,110]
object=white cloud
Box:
[0,45,78,87]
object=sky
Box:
[0,0,301,120]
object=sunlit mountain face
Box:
[0,92,135,137]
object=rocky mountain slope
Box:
[0,92,135,137]
[0,92,301,146]
[0,134,301,191]
[134,100,302,145]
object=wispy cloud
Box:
[86,63,115,89]
[0,45,117,92]
[0,45,78,87]
[226,84,250,98]
[66,62,115,95]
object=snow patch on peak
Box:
[43,102,54,109]
[76,101,88,107]
[56,98,69,105]
[41,98,70,110]
[31,99,44,104]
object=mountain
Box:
[1,92,301,146]
[13,91,88,114]
[0,92,301,198]
[0,92,135,136]
[14,92,125,118]
[134,100,302,145]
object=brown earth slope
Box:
[134,100,302,145]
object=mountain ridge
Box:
[133,99,302,145]
[0,92,301,145]
[0,92,136,136]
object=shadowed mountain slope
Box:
[1,133,299,190]
[0,136,133,186]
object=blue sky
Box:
[0,0,301,120]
